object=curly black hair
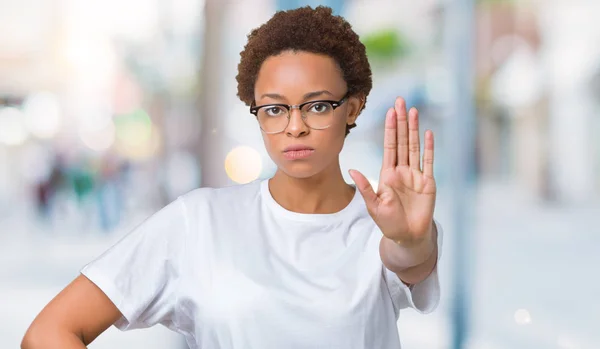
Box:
[236,6,372,136]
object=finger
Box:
[348,169,378,212]
[408,107,421,170]
[395,97,409,167]
[422,130,434,178]
[382,108,397,169]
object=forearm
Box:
[379,222,438,285]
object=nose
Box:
[285,108,309,137]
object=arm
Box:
[21,274,122,349]
[379,221,438,285]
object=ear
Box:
[345,94,365,125]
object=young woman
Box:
[22,6,442,349]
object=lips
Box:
[283,145,314,160]
[283,144,314,152]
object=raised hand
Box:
[349,97,436,246]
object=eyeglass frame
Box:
[249,92,350,134]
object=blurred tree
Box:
[361,29,410,68]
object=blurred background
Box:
[1,0,599,348]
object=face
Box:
[253,51,363,179]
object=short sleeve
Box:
[80,197,189,331]
[384,219,443,317]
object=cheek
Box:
[315,124,347,158]
[326,129,346,155]
[260,134,279,158]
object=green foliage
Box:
[361,29,410,63]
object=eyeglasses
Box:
[250,93,349,134]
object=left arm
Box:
[349,97,439,287]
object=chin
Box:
[276,161,324,179]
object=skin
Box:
[21,50,438,349]
[21,276,121,348]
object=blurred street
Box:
[2,0,600,348]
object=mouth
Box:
[283,145,314,160]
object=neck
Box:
[268,159,356,214]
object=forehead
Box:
[254,51,346,99]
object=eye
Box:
[308,102,331,114]
[264,106,285,117]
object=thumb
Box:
[348,169,378,212]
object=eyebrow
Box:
[259,90,334,102]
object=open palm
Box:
[350,97,436,245]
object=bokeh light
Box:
[115,109,153,147]
[113,108,159,160]
[22,92,62,139]
[224,146,262,184]
[115,130,160,161]
[514,309,532,325]
[64,33,116,85]
[0,107,29,146]
[79,120,116,152]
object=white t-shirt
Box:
[81,179,442,349]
